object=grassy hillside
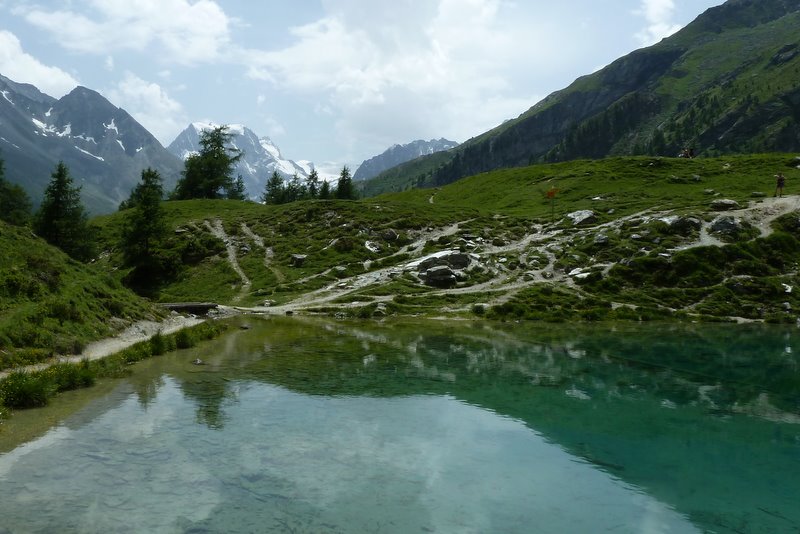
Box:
[362,0,800,195]
[91,154,800,324]
[0,222,162,371]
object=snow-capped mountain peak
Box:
[168,123,313,199]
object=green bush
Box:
[0,371,55,408]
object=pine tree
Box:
[305,169,320,199]
[33,161,94,261]
[262,171,286,205]
[0,157,32,226]
[285,173,306,202]
[228,175,247,200]
[335,165,355,200]
[121,169,171,294]
[319,180,331,200]
[172,125,243,199]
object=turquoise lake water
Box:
[0,317,798,533]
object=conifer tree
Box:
[319,180,331,200]
[305,169,320,198]
[0,157,32,226]
[173,125,243,199]
[335,165,355,200]
[33,161,94,261]
[121,168,170,293]
[262,171,286,205]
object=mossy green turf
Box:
[0,222,162,370]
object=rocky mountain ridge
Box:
[353,138,458,182]
[0,74,182,214]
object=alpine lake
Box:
[0,316,798,534]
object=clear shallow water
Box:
[0,318,799,533]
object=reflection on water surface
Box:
[0,317,798,533]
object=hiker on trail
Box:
[775,172,786,197]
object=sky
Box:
[0,0,724,176]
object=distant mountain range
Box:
[0,74,182,214]
[363,0,800,196]
[167,123,313,200]
[353,138,458,182]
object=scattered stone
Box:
[542,271,554,279]
[192,358,205,365]
[290,254,307,267]
[262,300,276,307]
[285,310,294,316]
[630,233,643,240]
[703,189,716,195]
[365,241,381,253]
[567,210,597,226]
[751,191,767,198]
[783,302,793,312]
[711,199,740,211]
[594,234,609,246]
[175,227,189,235]
[383,229,399,241]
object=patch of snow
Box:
[57,123,72,137]
[116,139,125,151]
[296,160,313,175]
[404,249,459,270]
[103,118,118,134]
[180,149,199,160]
[74,145,105,161]
[136,146,144,153]
[0,137,21,150]
[45,107,52,117]
[1,90,12,104]
[260,137,281,160]
[74,134,96,144]
[32,117,50,133]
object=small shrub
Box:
[176,329,195,349]
[0,371,54,408]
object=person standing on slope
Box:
[775,172,786,197]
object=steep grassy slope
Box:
[362,0,800,195]
[93,154,800,323]
[0,222,162,370]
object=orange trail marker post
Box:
[546,187,558,223]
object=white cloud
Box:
[105,72,186,144]
[0,30,79,97]
[243,0,550,160]
[634,0,683,46]
[18,0,232,65]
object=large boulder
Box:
[567,210,597,226]
[423,265,457,287]
[710,215,743,236]
[290,254,307,267]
